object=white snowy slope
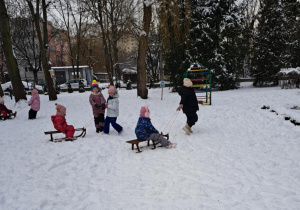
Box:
[0,82,300,210]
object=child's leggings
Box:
[103,117,122,133]
[148,133,169,147]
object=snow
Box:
[140,31,147,37]
[1,81,43,91]
[279,67,300,75]
[51,65,89,69]
[1,83,300,209]
[144,0,155,7]
[122,68,137,74]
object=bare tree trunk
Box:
[0,0,26,102]
[137,2,152,99]
[97,0,113,85]
[41,0,57,100]
[0,41,5,84]
[0,85,3,97]
[112,41,121,81]
[27,0,57,101]
[33,69,38,84]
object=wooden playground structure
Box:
[184,62,212,105]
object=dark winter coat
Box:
[178,86,199,114]
[89,92,106,117]
[135,117,159,140]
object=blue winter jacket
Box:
[135,116,159,140]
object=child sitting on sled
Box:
[0,96,15,120]
[135,106,176,149]
[51,103,75,139]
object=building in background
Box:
[51,65,93,86]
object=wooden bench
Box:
[44,127,86,142]
[126,133,169,153]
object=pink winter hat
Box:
[108,85,116,95]
[55,103,66,116]
[140,106,150,118]
[31,89,38,95]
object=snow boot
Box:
[167,142,177,149]
[182,123,191,135]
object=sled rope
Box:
[161,111,179,134]
[83,117,94,129]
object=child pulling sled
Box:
[177,78,199,135]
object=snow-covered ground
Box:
[1,83,300,210]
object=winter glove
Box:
[94,104,100,108]
[101,104,106,109]
[176,104,183,111]
[105,104,108,108]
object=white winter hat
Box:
[183,78,193,87]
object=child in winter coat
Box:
[135,106,176,149]
[0,96,15,120]
[176,78,199,135]
[89,80,106,133]
[103,85,123,134]
[51,103,75,139]
[28,89,40,119]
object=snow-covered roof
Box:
[51,65,89,69]
[279,67,300,75]
[94,73,108,75]
[187,62,207,71]
[122,68,137,74]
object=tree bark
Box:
[0,83,3,97]
[137,2,152,99]
[41,0,57,100]
[0,0,26,102]
[97,0,113,85]
[27,0,57,100]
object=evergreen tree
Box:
[282,0,300,68]
[189,0,243,90]
[252,0,286,86]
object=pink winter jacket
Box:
[28,94,40,111]
[89,92,106,117]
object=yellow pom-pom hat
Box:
[91,80,99,90]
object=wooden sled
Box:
[126,133,169,153]
[53,137,77,143]
[44,127,86,142]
